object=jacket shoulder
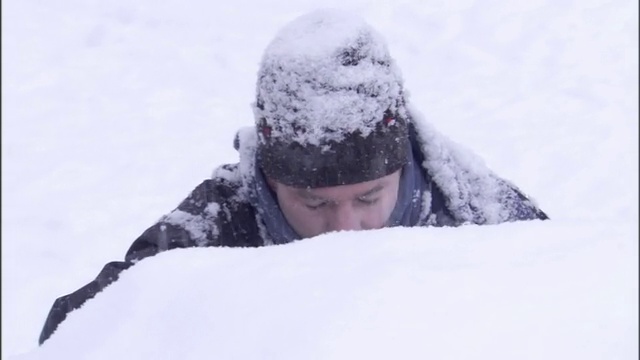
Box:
[125,163,262,262]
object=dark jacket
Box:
[39,117,548,345]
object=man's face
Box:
[269,170,402,238]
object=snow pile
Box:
[12,222,637,360]
[3,0,637,358]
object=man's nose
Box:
[328,205,361,232]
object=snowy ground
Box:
[10,223,640,360]
[3,0,638,359]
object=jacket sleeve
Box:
[38,178,230,345]
[38,261,133,345]
[506,183,549,221]
[482,175,549,223]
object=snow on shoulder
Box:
[253,9,404,145]
[15,222,636,360]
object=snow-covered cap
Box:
[253,9,410,188]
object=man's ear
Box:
[266,177,279,192]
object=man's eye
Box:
[305,201,327,210]
[358,197,378,206]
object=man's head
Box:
[253,9,411,237]
[267,170,402,238]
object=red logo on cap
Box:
[383,116,396,126]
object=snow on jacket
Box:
[39,109,548,344]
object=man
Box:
[39,9,548,345]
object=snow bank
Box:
[15,221,637,360]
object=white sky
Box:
[2,0,638,358]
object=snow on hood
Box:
[252,9,406,146]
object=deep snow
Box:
[3,0,638,358]
[12,223,640,359]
